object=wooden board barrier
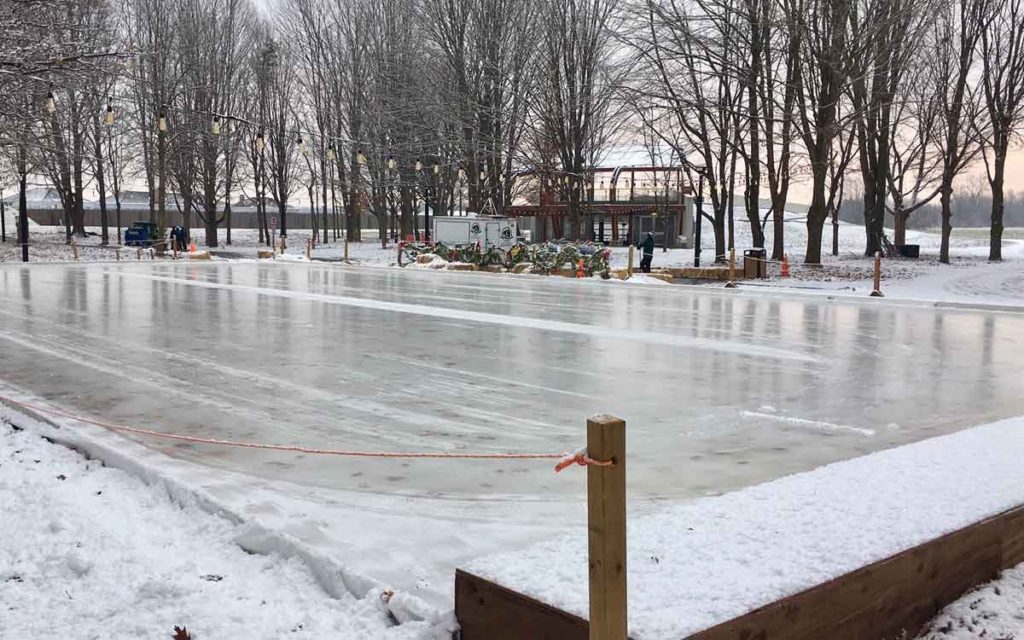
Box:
[456,505,1024,640]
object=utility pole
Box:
[694,172,705,268]
[18,144,29,262]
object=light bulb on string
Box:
[356,149,367,165]
[296,134,306,154]
[158,112,167,132]
[387,157,396,170]
[327,145,336,161]
[46,91,56,114]
[479,170,486,182]
[433,164,440,175]
[255,130,266,152]
[415,159,422,172]
[211,116,221,136]
[104,104,114,126]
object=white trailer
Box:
[433,217,518,250]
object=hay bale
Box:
[257,249,275,259]
[511,262,534,274]
[188,251,212,261]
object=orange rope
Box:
[0,395,608,472]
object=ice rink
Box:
[2,261,1023,603]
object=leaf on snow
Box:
[172,626,191,640]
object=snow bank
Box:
[466,415,1024,640]
[0,421,452,639]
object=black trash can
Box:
[744,248,767,279]
[897,244,920,259]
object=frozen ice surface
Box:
[1,261,1023,604]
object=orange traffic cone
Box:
[576,258,585,279]
[781,254,790,278]
[189,241,197,253]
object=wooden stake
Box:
[725,247,737,288]
[588,414,627,640]
[71,238,78,261]
[306,238,312,260]
[626,246,634,279]
[344,238,349,261]
[870,251,884,297]
[115,248,120,261]
[136,247,142,260]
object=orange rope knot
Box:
[554,448,615,473]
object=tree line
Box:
[1,0,1022,261]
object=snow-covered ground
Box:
[0,420,452,639]
[4,218,1023,312]
[917,562,1024,639]
[468,415,1024,639]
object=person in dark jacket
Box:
[637,232,655,273]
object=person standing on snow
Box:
[637,231,655,273]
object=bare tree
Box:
[532,0,625,241]
[978,0,1024,260]
[849,0,933,256]
[934,0,991,264]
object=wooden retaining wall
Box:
[456,505,1024,640]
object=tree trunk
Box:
[157,130,168,251]
[771,195,785,261]
[989,149,1006,261]
[93,114,109,245]
[400,186,414,240]
[805,167,828,264]
[894,207,908,247]
[831,207,839,256]
[940,184,953,264]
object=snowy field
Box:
[4,216,1024,311]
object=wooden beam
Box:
[454,505,1024,640]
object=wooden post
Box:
[344,237,349,261]
[725,247,737,288]
[306,238,312,260]
[587,414,627,640]
[870,251,884,297]
[626,246,634,280]
[136,247,142,260]
[71,237,78,261]
[115,248,120,261]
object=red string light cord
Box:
[0,395,611,473]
